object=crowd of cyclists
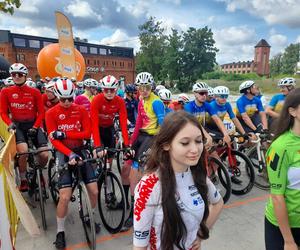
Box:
[0,62,299,250]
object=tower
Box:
[254,39,271,76]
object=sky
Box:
[0,0,299,64]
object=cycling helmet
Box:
[125,83,137,93]
[53,78,75,98]
[71,77,76,82]
[158,89,172,101]
[135,72,154,86]
[278,77,296,87]
[214,86,230,96]
[178,93,190,103]
[101,75,119,89]
[44,81,56,92]
[77,81,84,88]
[192,82,208,92]
[155,84,166,92]
[45,76,51,82]
[4,77,14,86]
[207,87,215,97]
[9,63,28,75]
[26,80,37,88]
[89,79,99,88]
[239,80,255,93]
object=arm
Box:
[65,108,91,139]
[0,89,12,125]
[90,96,102,147]
[206,199,224,229]
[259,111,268,129]
[241,113,257,131]
[266,106,280,118]
[232,117,246,135]
[118,99,130,146]
[152,100,165,125]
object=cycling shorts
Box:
[99,126,116,158]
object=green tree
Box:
[181,26,218,83]
[269,53,282,76]
[281,43,300,74]
[0,0,21,15]
[135,17,167,80]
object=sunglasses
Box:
[218,94,229,99]
[195,91,208,96]
[138,85,152,91]
[59,97,74,103]
[11,72,25,78]
[103,88,116,93]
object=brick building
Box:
[221,39,271,77]
[0,30,135,83]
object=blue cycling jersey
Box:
[184,100,216,125]
[206,100,235,126]
[125,98,139,125]
[236,95,264,118]
[268,93,285,113]
[165,106,173,114]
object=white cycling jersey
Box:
[133,167,221,249]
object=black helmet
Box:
[125,83,137,93]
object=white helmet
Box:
[45,76,51,82]
[101,75,119,89]
[77,81,84,88]
[155,84,166,92]
[44,81,56,92]
[9,63,28,75]
[207,87,215,97]
[71,77,76,82]
[192,82,208,92]
[278,77,296,87]
[90,79,99,88]
[53,78,75,98]
[158,89,172,101]
[135,72,154,86]
[84,78,98,88]
[26,80,37,88]
[178,93,190,103]
[214,86,230,96]
[4,77,14,86]
[239,80,255,93]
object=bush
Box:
[202,71,226,80]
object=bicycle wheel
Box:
[221,150,255,195]
[48,159,60,205]
[208,157,231,204]
[79,182,96,250]
[98,171,126,233]
[246,146,270,190]
[37,168,47,230]
[116,142,123,175]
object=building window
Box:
[97,60,100,65]
[13,38,26,47]
[16,54,25,61]
[247,70,251,73]
[29,40,40,48]
[90,47,98,54]
[79,46,88,53]
[99,48,107,55]
[43,41,52,47]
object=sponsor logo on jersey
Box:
[75,120,82,131]
[134,230,149,240]
[11,102,26,109]
[26,101,33,110]
[134,174,159,221]
[59,114,66,120]
[58,124,75,131]
[12,94,18,99]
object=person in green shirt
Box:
[265,88,300,250]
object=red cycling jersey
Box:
[45,103,91,156]
[42,93,58,111]
[0,84,44,128]
[90,93,129,147]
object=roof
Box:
[255,39,271,48]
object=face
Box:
[90,87,98,95]
[138,85,152,98]
[165,123,204,171]
[194,91,208,103]
[280,86,294,96]
[46,90,56,100]
[102,88,117,100]
[250,84,259,95]
[216,94,228,105]
[59,97,74,108]
[11,72,26,85]
[289,104,300,123]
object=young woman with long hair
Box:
[265,88,300,250]
[133,111,223,250]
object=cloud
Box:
[296,36,300,43]
[216,0,300,28]
[269,33,288,57]
[65,0,102,21]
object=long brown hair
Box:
[146,111,209,250]
[273,88,300,141]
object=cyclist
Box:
[236,80,268,133]
[256,86,267,109]
[184,82,231,145]
[207,86,215,103]
[46,78,99,249]
[0,63,49,191]
[154,84,165,96]
[42,80,59,112]
[124,83,139,126]
[75,81,84,96]
[75,78,98,112]
[3,77,14,88]
[170,93,190,111]
[25,79,37,88]
[158,88,173,114]
[265,88,300,250]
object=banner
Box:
[55,11,77,80]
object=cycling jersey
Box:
[133,168,221,249]
[268,93,285,114]
[90,93,129,147]
[131,93,165,143]
[257,94,267,108]
[184,101,216,126]
[165,106,173,114]
[169,101,184,111]
[236,95,264,118]
[45,103,91,156]
[265,130,300,228]
[74,94,91,112]
[42,93,58,111]
[0,84,44,128]
[206,100,235,126]
[125,98,138,125]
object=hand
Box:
[68,152,81,166]
[223,134,231,146]
[190,237,202,250]
[93,147,107,158]
[248,132,257,141]
[124,146,135,160]
[284,241,298,250]
[51,130,66,140]
[27,127,38,137]
[7,123,16,133]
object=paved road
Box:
[15,167,269,250]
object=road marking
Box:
[65,194,270,249]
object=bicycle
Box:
[14,133,53,230]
